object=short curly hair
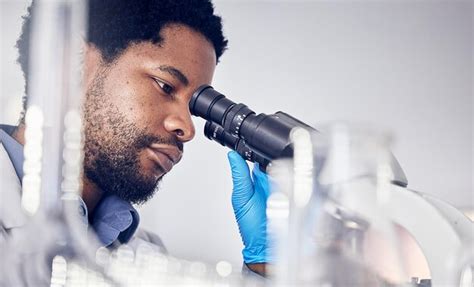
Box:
[15,0,228,120]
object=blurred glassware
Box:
[268,124,411,286]
[0,0,101,285]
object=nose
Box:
[163,105,196,143]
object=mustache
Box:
[135,133,183,152]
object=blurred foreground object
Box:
[0,0,96,285]
[267,124,473,286]
[50,243,262,286]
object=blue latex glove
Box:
[227,151,270,264]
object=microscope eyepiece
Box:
[190,85,314,171]
[190,85,235,126]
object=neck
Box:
[12,124,25,145]
[81,176,104,217]
[13,124,103,215]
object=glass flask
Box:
[268,124,411,286]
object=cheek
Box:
[106,74,164,127]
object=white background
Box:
[1,0,472,266]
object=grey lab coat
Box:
[0,142,26,244]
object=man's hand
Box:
[227,151,271,275]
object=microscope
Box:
[190,85,473,286]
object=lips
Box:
[147,144,182,174]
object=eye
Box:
[154,78,175,95]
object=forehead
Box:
[115,24,217,85]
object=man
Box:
[0,0,269,279]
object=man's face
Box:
[83,24,216,204]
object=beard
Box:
[83,70,180,205]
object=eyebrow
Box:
[156,65,189,86]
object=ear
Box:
[82,42,105,88]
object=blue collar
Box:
[91,194,140,246]
[0,125,139,246]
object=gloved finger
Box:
[252,163,270,199]
[227,151,254,210]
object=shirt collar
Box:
[90,194,140,246]
[68,182,140,247]
[0,125,24,181]
[68,192,140,247]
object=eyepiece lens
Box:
[190,85,236,125]
[189,85,213,117]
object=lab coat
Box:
[0,142,26,244]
